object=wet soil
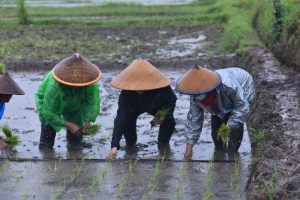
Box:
[2,25,225,70]
[237,48,300,200]
[0,23,299,199]
[0,24,253,199]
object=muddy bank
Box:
[237,48,300,200]
[6,55,236,72]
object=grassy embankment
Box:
[0,0,264,63]
[1,0,298,64]
[255,0,300,70]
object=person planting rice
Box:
[107,57,177,159]
[35,53,101,149]
[175,66,255,159]
[0,64,25,149]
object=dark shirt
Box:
[111,86,177,149]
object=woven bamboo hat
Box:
[0,72,25,95]
[52,53,102,87]
[110,58,171,90]
[175,65,221,95]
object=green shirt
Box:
[35,71,100,132]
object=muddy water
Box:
[1,0,194,7]
[0,70,251,199]
[0,70,251,162]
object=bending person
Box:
[175,66,255,159]
[35,53,101,149]
[107,58,177,159]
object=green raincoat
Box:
[35,72,100,132]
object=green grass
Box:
[0,63,6,73]
[4,0,298,61]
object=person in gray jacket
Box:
[175,66,255,158]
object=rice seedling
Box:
[154,108,169,120]
[231,156,241,200]
[1,124,21,146]
[0,159,11,175]
[151,108,169,127]
[77,192,83,200]
[70,158,84,182]
[22,192,28,200]
[49,157,62,175]
[117,160,138,199]
[217,123,231,148]
[51,180,66,200]
[127,159,138,176]
[84,123,101,136]
[89,172,100,195]
[173,161,188,200]
[117,176,126,199]
[201,160,214,200]
[141,159,164,200]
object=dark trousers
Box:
[113,105,176,148]
[39,124,83,148]
[211,114,244,152]
[123,108,175,145]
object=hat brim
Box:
[52,68,102,87]
[0,73,25,95]
[175,75,221,95]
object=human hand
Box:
[0,139,8,149]
[64,121,81,134]
[184,144,193,160]
[82,121,90,134]
[106,147,118,161]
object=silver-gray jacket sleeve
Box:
[185,96,204,144]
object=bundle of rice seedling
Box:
[84,124,101,136]
[1,124,20,146]
[217,123,231,146]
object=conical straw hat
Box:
[110,58,171,90]
[0,72,25,95]
[176,66,221,95]
[52,53,102,87]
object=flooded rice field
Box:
[0,69,251,199]
[0,70,251,162]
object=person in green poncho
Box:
[35,53,102,148]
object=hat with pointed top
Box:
[175,65,221,95]
[110,57,171,90]
[0,64,24,95]
[52,53,102,87]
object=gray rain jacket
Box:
[185,67,255,144]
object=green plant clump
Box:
[1,124,20,146]
[154,108,169,119]
[217,123,231,146]
[85,124,101,136]
[17,0,29,25]
[0,63,6,74]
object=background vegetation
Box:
[0,0,299,69]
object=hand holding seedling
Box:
[1,124,20,147]
[106,147,118,161]
[82,121,90,134]
[64,121,81,134]
[82,123,101,136]
[150,108,169,127]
